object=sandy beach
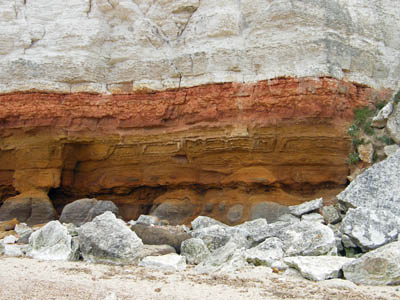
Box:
[1,256,400,300]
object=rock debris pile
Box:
[1,148,399,286]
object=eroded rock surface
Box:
[0,0,399,225]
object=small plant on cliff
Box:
[348,152,360,165]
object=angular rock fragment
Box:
[191,216,226,231]
[79,211,143,265]
[372,101,393,128]
[337,149,400,216]
[139,253,186,272]
[301,213,324,224]
[322,206,341,224]
[181,238,211,265]
[284,256,354,281]
[191,224,250,252]
[340,207,400,252]
[343,241,400,285]
[244,237,284,267]
[281,221,336,256]
[27,221,78,261]
[288,198,323,217]
[195,238,248,274]
[15,223,33,244]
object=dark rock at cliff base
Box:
[59,198,119,226]
[131,223,191,253]
[249,202,289,223]
[0,192,56,226]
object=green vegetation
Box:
[348,152,360,165]
[377,135,395,145]
[375,101,387,110]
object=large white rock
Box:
[343,241,400,285]
[139,253,186,272]
[195,237,248,274]
[0,0,399,93]
[284,256,354,281]
[244,237,284,267]
[281,221,336,256]
[337,149,400,216]
[27,221,78,261]
[78,211,143,265]
[340,207,400,252]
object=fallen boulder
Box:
[288,198,323,217]
[0,192,56,226]
[79,211,143,265]
[0,218,19,231]
[181,238,211,265]
[284,256,354,281]
[131,223,190,253]
[337,149,400,216]
[244,237,284,267]
[195,237,248,274]
[59,198,119,226]
[191,216,226,231]
[340,207,400,252]
[14,223,33,244]
[343,241,400,285]
[281,221,336,256]
[27,220,78,261]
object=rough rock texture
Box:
[0,0,399,224]
[180,238,210,265]
[59,198,119,226]
[337,149,400,215]
[14,223,33,244]
[288,198,323,217]
[139,253,186,272]
[284,256,354,281]
[78,211,143,265]
[244,237,284,267]
[340,207,400,252]
[322,206,341,225]
[27,221,78,261]
[281,221,336,256]
[191,216,226,231]
[343,241,400,285]
[249,202,289,223]
[195,238,248,274]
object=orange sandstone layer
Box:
[0,77,392,224]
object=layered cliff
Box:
[0,0,399,224]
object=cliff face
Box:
[0,0,399,224]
